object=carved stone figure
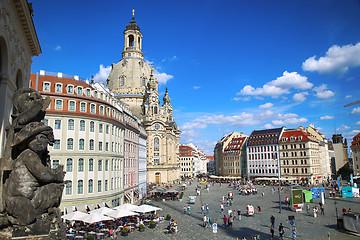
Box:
[0,88,65,239]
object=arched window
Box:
[78,158,84,172]
[154,137,159,151]
[89,159,94,171]
[120,76,125,86]
[77,180,83,194]
[88,179,93,193]
[79,139,84,150]
[142,77,146,86]
[90,121,95,132]
[66,158,73,172]
[68,101,75,111]
[65,181,72,195]
[67,138,73,150]
[89,139,94,150]
[68,119,74,130]
[80,120,85,131]
[128,35,134,47]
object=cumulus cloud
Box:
[264,123,275,129]
[259,102,274,109]
[293,92,309,102]
[162,56,177,62]
[272,113,308,126]
[343,130,360,138]
[94,64,111,83]
[154,69,173,85]
[313,84,335,99]
[193,86,201,90]
[320,115,334,120]
[180,112,261,131]
[237,71,312,98]
[336,124,350,131]
[55,45,61,51]
[302,42,360,74]
[233,97,250,101]
[352,107,360,114]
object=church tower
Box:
[107,9,151,117]
[107,10,181,184]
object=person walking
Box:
[270,224,274,239]
[270,215,275,227]
[278,223,285,240]
[203,215,207,227]
[228,215,233,228]
[228,208,232,217]
[206,204,210,214]
[306,204,310,215]
[223,215,228,228]
[320,202,324,215]
[292,227,297,239]
[220,204,224,213]
[206,215,211,228]
[201,204,205,214]
[187,205,191,215]
[183,206,186,214]
[237,209,241,220]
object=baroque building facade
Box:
[351,132,360,176]
[107,13,181,184]
[29,70,146,213]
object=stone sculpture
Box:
[0,88,65,239]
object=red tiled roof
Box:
[280,130,312,142]
[224,137,247,151]
[351,132,360,147]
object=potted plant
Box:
[122,227,129,236]
[86,234,94,239]
[139,223,145,232]
[149,220,156,228]
[165,214,171,220]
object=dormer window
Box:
[99,106,104,115]
[67,85,74,93]
[86,88,91,97]
[43,82,50,91]
[55,83,62,92]
[77,87,83,95]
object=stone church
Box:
[107,11,181,184]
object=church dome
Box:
[126,17,140,31]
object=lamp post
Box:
[278,157,282,213]
[334,200,338,219]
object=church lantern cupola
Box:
[122,9,143,59]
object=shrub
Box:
[86,234,94,239]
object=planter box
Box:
[122,231,128,236]
[139,227,145,232]
[149,224,156,228]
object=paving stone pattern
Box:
[108,182,360,240]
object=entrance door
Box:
[155,173,160,184]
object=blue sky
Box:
[30,0,360,155]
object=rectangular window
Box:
[98,180,102,192]
[105,180,108,191]
[106,143,109,151]
[53,140,60,149]
[41,119,48,125]
[67,85,74,93]
[77,87,82,95]
[86,89,90,97]
[90,104,95,114]
[99,142,103,151]
[98,160,102,171]
[69,101,75,111]
[106,125,109,134]
[55,100,62,110]
[99,124,103,133]
[80,102,86,112]
[105,160,109,171]
[54,120,61,129]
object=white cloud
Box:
[237,71,312,98]
[154,69,173,85]
[293,92,309,102]
[343,130,360,138]
[55,45,61,51]
[356,121,360,125]
[352,107,360,114]
[320,115,334,120]
[162,56,177,62]
[259,102,274,109]
[233,97,250,101]
[264,123,274,129]
[313,84,335,99]
[272,113,308,126]
[336,124,350,131]
[346,95,352,99]
[193,86,201,90]
[302,42,360,74]
[94,64,111,83]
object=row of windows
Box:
[283,168,308,174]
[181,168,192,172]
[248,153,278,160]
[248,145,277,153]
[282,151,307,157]
[282,159,308,165]
[65,178,122,195]
[53,99,113,117]
[249,169,278,174]
[281,143,306,150]
[62,158,122,172]
[50,119,120,136]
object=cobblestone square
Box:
[113,182,360,240]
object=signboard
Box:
[213,223,217,233]
[292,189,303,205]
[311,188,325,199]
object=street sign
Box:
[213,223,217,233]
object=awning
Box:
[98,202,106,208]
[105,201,113,208]
[86,204,95,211]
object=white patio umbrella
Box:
[89,207,115,215]
[61,211,89,221]
[106,209,139,219]
[81,212,113,224]
[113,203,140,211]
[135,204,162,213]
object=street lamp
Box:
[278,157,282,213]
